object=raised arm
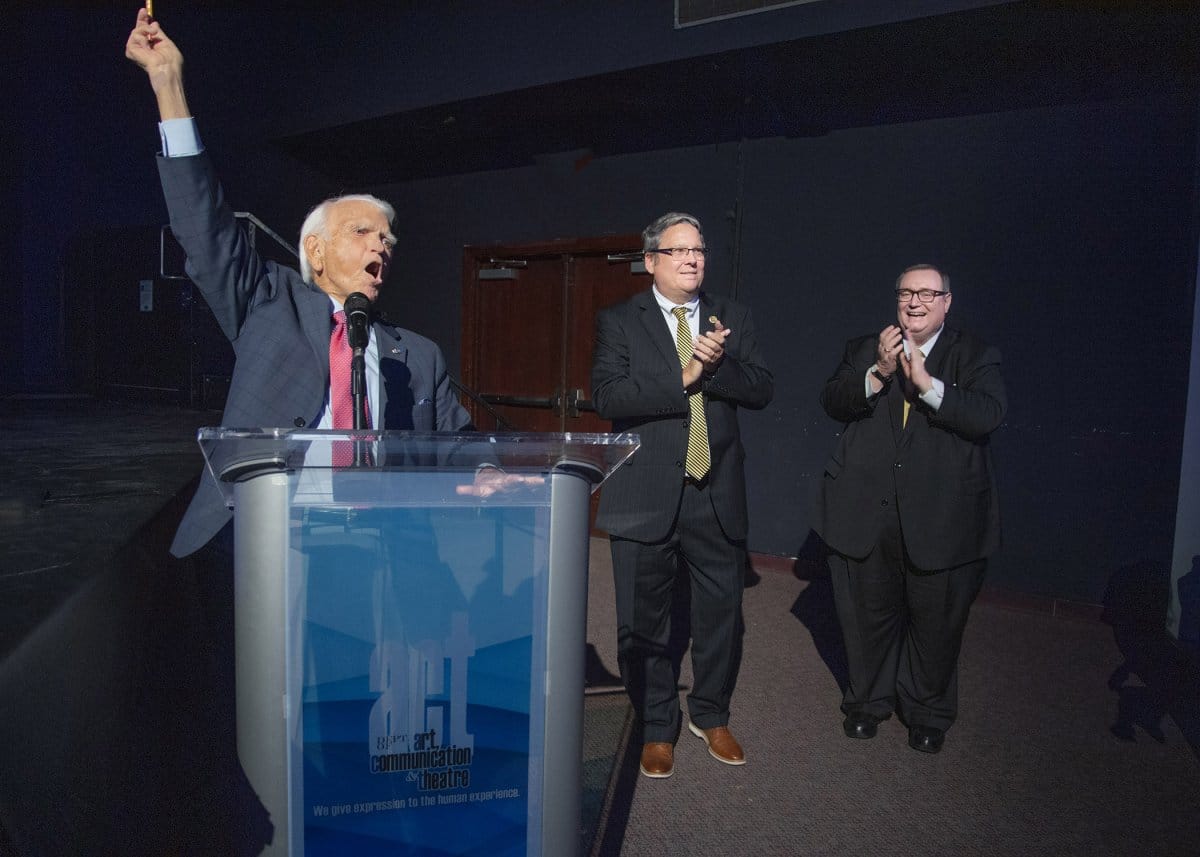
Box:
[125,7,190,121]
[126,7,270,341]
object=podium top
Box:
[197,428,640,488]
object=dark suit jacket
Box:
[814,326,1006,570]
[591,289,773,543]
[158,153,473,557]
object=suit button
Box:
[294,417,306,427]
[894,462,902,468]
[881,499,889,506]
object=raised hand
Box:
[682,317,730,389]
[875,324,903,379]
[694,317,730,371]
[125,7,190,120]
[899,333,933,394]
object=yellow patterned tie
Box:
[673,306,711,479]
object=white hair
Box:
[298,193,396,283]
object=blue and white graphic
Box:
[286,473,551,856]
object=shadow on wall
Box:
[1102,560,1180,745]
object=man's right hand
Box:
[875,324,903,378]
[125,7,190,120]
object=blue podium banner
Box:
[286,472,552,856]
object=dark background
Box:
[5,0,1198,606]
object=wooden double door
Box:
[460,235,649,434]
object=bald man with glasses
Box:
[814,264,1006,754]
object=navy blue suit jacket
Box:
[591,289,773,543]
[814,326,1006,570]
[158,153,472,557]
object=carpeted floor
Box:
[582,542,1200,857]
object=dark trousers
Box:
[610,480,747,743]
[828,507,986,732]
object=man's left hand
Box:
[455,468,546,497]
[693,320,730,372]
[899,338,933,394]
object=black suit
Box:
[814,326,1005,730]
[592,289,772,741]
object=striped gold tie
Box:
[673,306,711,479]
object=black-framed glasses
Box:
[652,247,707,260]
[896,288,950,303]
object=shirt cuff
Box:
[920,378,945,411]
[158,117,203,157]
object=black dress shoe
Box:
[907,725,945,754]
[842,712,880,740]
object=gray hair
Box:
[896,263,950,294]
[298,193,396,283]
[642,212,704,255]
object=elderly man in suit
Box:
[591,212,773,778]
[815,264,1006,754]
[125,9,523,559]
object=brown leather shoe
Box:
[688,721,746,765]
[639,742,674,778]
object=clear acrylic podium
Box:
[197,429,639,857]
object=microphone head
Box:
[344,292,371,350]
[345,292,371,318]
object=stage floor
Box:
[0,396,204,660]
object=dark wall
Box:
[369,95,1197,603]
[739,98,1197,601]
[8,0,1009,392]
[10,2,1199,607]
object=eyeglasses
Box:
[896,289,949,303]
[652,247,707,260]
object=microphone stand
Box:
[351,346,369,467]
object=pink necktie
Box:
[329,310,355,430]
[329,310,369,465]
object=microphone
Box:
[345,292,371,353]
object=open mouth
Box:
[365,261,383,283]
